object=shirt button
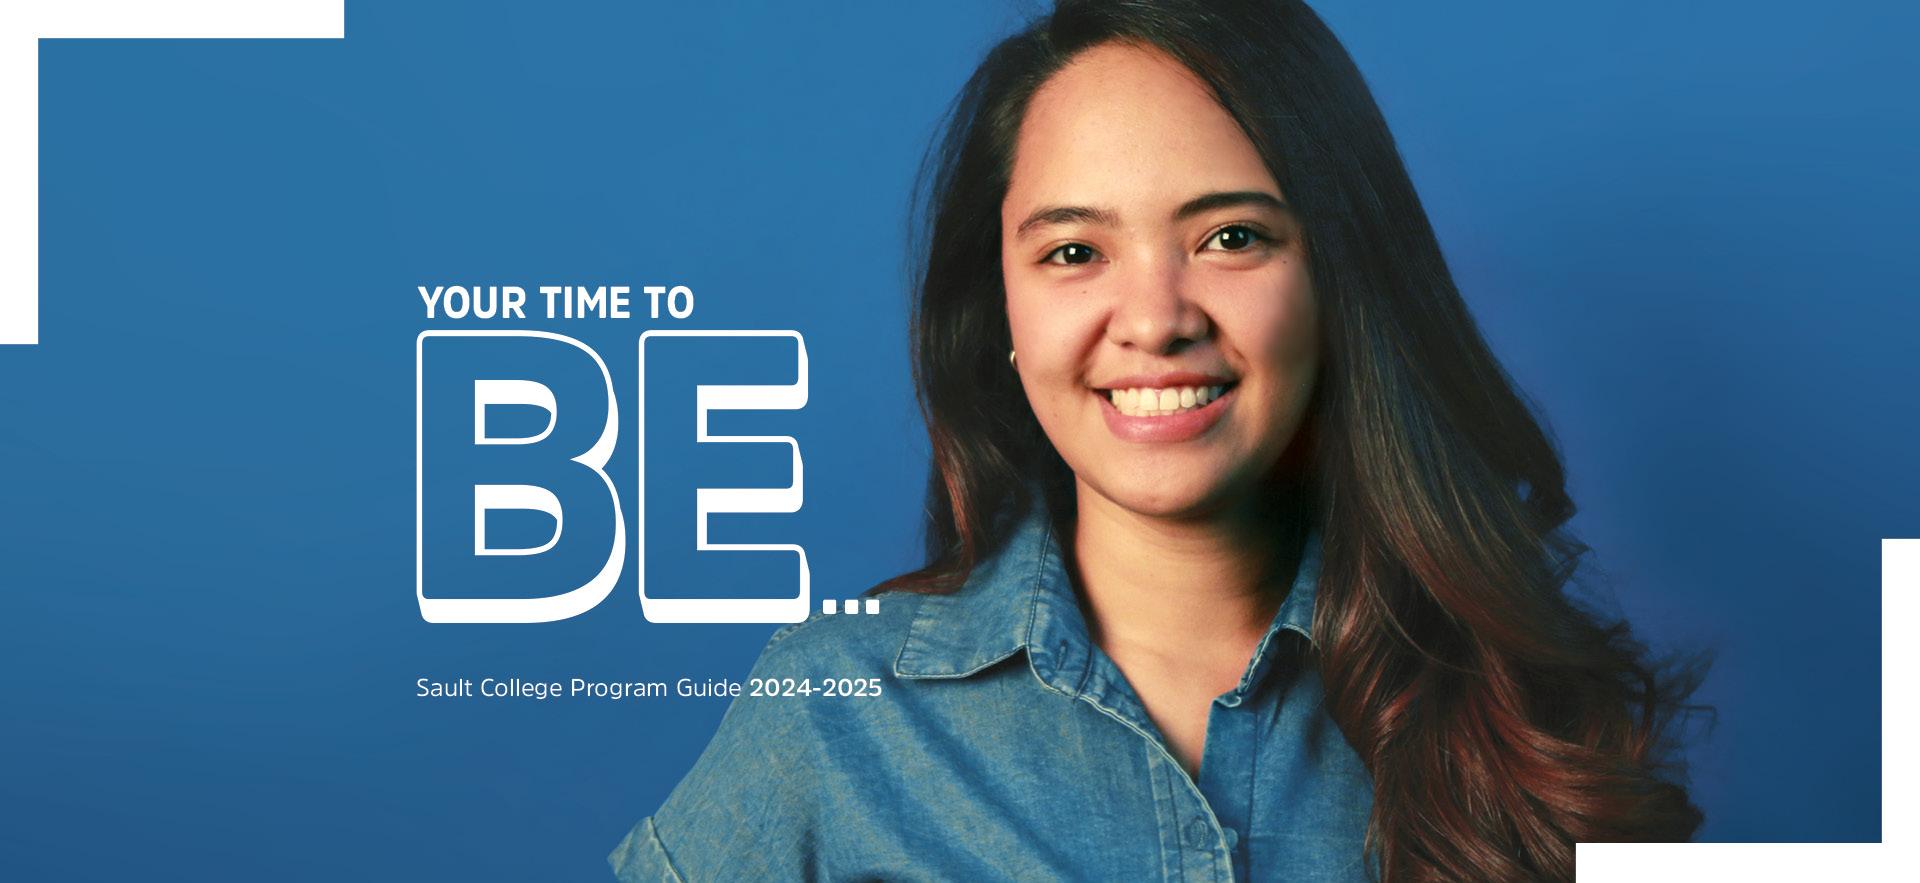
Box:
[1185,817,1211,850]
[1223,827,1240,849]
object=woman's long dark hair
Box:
[877,1,1706,879]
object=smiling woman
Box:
[610,2,1705,881]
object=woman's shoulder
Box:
[607,590,931,881]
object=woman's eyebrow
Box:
[1013,192,1290,239]
[1174,190,1289,220]
[1013,204,1121,238]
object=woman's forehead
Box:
[1005,42,1281,222]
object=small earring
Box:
[1008,349,1017,367]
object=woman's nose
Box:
[1106,260,1210,354]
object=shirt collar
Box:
[892,499,1324,701]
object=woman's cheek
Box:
[1270,287,1320,419]
[1230,267,1315,371]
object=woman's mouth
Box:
[1103,383,1231,417]
[1091,380,1238,443]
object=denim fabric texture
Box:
[610,502,1376,882]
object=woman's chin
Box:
[1077,472,1242,522]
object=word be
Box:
[416,329,808,625]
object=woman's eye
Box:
[1205,225,1267,252]
[1044,243,1100,265]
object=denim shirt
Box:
[609,505,1376,882]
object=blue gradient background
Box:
[3,1,1908,879]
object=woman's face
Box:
[1002,42,1320,520]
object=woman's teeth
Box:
[1106,385,1226,417]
